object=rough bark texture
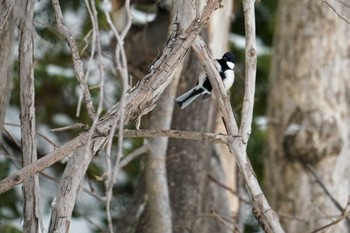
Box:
[48,142,101,233]
[0,0,14,143]
[18,0,40,232]
[265,0,350,232]
[144,67,180,233]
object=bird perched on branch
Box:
[174,52,235,109]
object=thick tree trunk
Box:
[265,0,350,232]
[144,70,179,233]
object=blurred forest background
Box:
[0,0,349,232]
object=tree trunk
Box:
[265,0,350,232]
[0,0,14,144]
[167,49,218,233]
[18,0,40,232]
[131,1,234,232]
[144,68,179,233]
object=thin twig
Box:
[305,164,350,225]
[118,144,149,169]
[207,174,251,204]
[322,0,350,24]
[211,209,235,231]
[186,211,234,231]
[50,123,88,132]
[39,171,105,201]
[51,0,96,120]
[310,198,350,233]
[5,122,59,148]
[102,1,132,232]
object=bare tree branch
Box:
[51,0,96,120]
[102,1,133,231]
[39,171,105,201]
[48,0,108,231]
[191,5,285,231]
[240,0,257,143]
[48,144,100,233]
[50,123,88,132]
[118,144,149,169]
[310,198,350,233]
[0,0,223,199]
[122,129,235,144]
[305,164,350,225]
[207,174,251,204]
[0,132,91,194]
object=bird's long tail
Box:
[174,88,203,109]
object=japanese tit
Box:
[175,52,235,109]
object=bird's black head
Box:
[220,52,235,70]
[223,52,235,63]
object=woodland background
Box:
[0,0,349,233]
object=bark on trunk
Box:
[18,0,40,232]
[0,0,14,142]
[265,0,350,232]
[167,49,217,233]
[144,69,180,233]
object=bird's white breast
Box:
[223,70,234,90]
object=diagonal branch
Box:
[305,164,350,225]
[192,26,284,233]
[310,198,350,233]
[322,0,350,24]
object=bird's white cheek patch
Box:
[227,61,235,70]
